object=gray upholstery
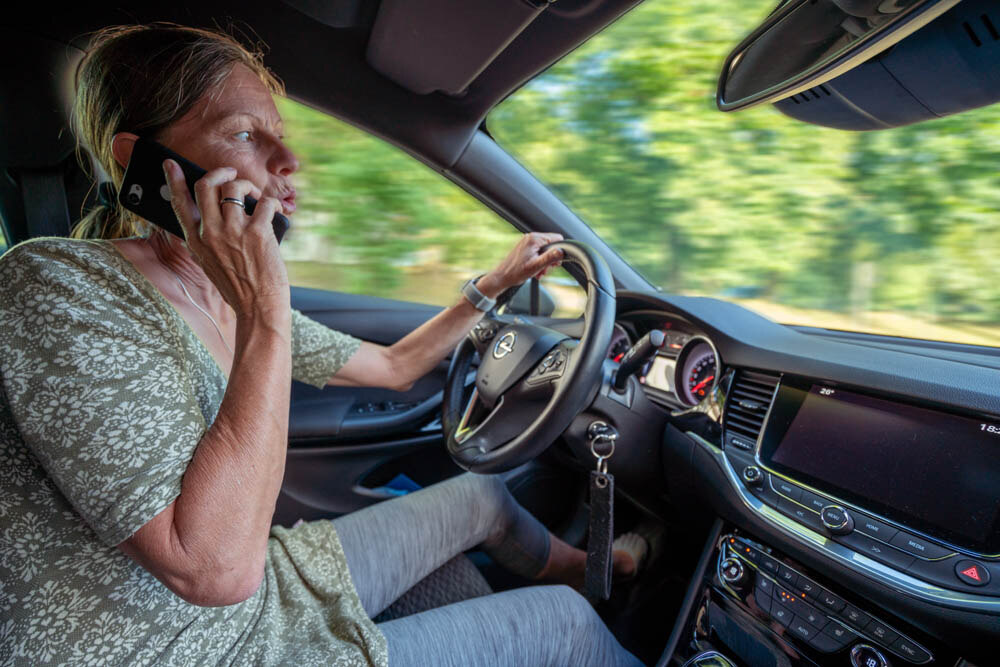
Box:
[373,554,493,623]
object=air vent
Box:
[723,370,779,451]
[788,85,831,104]
[963,14,999,47]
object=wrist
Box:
[475,273,504,300]
[235,299,291,329]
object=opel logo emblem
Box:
[493,332,516,359]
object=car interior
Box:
[3,1,1000,665]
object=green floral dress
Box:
[0,238,388,666]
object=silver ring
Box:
[221,197,245,209]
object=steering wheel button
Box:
[954,559,990,586]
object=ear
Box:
[110,132,140,170]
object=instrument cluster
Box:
[607,313,721,408]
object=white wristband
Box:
[461,277,497,312]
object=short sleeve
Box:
[0,240,206,546]
[290,309,361,388]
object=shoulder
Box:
[0,237,147,304]
[0,237,123,286]
[0,238,168,345]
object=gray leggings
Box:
[332,472,644,666]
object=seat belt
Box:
[19,166,71,238]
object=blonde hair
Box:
[71,23,284,240]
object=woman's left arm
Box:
[327,232,564,391]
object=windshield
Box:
[489,0,1000,348]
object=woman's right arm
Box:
[119,162,292,606]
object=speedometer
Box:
[673,338,719,406]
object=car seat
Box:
[0,30,96,245]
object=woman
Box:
[0,24,645,666]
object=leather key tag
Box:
[585,469,614,602]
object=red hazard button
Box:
[955,559,990,587]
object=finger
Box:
[220,179,263,203]
[538,246,564,265]
[247,196,281,242]
[163,159,201,241]
[193,167,238,233]
[217,180,260,234]
[526,246,564,276]
[532,232,564,246]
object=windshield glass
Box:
[489,1,1000,348]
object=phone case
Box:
[118,136,289,242]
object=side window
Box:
[276,99,583,317]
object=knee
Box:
[461,473,517,545]
[548,585,606,635]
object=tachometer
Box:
[607,324,631,362]
[674,338,719,406]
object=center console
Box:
[722,373,1000,606]
[670,528,949,667]
[663,369,1000,665]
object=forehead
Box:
[174,64,282,132]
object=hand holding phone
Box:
[118,136,290,242]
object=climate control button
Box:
[851,644,889,667]
[720,557,746,585]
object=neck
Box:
[145,231,215,297]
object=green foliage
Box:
[277,99,522,297]
[490,0,1000,344]
[277,0,999,346]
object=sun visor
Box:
[366,0,552,95]
[773,0,1000,130]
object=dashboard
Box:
[595,291,1000,667]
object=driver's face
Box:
[159,63,299,215]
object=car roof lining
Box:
[8,0,643,171]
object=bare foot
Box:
[534,534,643,589]
[613,549,637,578]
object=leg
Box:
[377,584,645,667]
[332,472,551,618]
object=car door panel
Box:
[279,286,466,525]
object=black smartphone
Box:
[118,136,290,243]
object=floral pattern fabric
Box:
[0,238,384,666]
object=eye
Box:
[234,131,252,142]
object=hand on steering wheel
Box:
[442,241,616,473]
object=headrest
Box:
[0,29,83,168]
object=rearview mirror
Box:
[717,0,961,111]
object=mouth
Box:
[280,191,296,215]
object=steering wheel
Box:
[442,240,616,473]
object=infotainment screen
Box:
[760,380,1000,554]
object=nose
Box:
[270,138,299,176]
